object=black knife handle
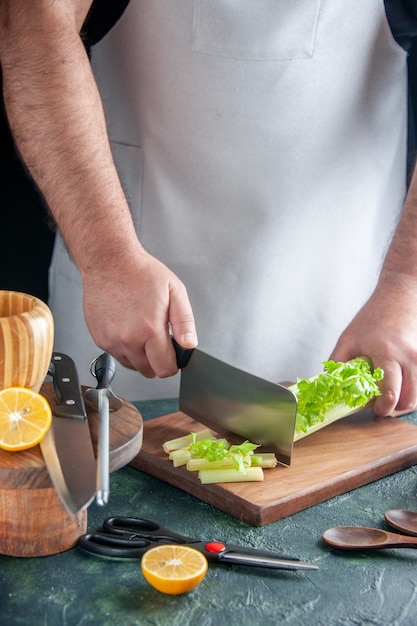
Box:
[92,353,117,389]
[171,337,194,369]
[49,352,87,420]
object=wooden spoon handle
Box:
[383,535,417,549]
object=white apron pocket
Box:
[192,0,322,60]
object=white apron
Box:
[49,0,408,400]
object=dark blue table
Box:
[1,399,417,626]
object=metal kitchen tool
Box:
[40,353,97,515]
[85,353,122,506]
[79,516,318,570]
[172,339,297,465]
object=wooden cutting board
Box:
[131,409,417,526]
[0,382,143,556]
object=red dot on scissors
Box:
[205,541,226,553]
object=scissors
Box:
[78,516,318,571]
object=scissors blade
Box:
[218,551,318,571]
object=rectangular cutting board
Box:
[130,409,417,526]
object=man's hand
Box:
[330,272,417,417]
[82,246,197,378]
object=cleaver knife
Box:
[40,353,97,514]
[172,340,297,466]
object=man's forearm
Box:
[0,1,140,275]
[379,166,417,283]
[330,164,417,416]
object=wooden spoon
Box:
[322,526,417,550]
[384,510,417,537]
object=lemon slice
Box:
[141,544,208,595]
[0,387,52,451]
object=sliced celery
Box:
[198,467,264,484]
[186,455,251,472]
[168,448,192,467]
[250,453,278,468]
[162,428,214,454]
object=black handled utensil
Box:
[40,353,97,514]
[85,353,122,506]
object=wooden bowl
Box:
[0,291,54,392]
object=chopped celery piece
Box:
[186,455,251,472]
[163,432,266,483]
[250,453,278,468]
[162,429,214,454]
[188,438,259,472]
[168,448,192,467]
[188,438,229,461]
[198,467,264,484]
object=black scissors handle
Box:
[78,531,154,558]
[78,516,199,559]
[103,516,199,544]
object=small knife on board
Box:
[40,352,97,514]
[172,339,297,466]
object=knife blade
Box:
[172,339,297,465]
[85,353,122,506]
[40,352,97,514]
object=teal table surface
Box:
[2,399,417,626]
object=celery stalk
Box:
[162,429,214,454]
[250,453,278,468]
[168,448,192,467]
[292,402,367,441]
[198,467,264,484]
[290,357,384,441]
[186,455,251,472]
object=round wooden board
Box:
[0,382,143,557]
[0,382,143,490]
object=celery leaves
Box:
[291,357,383,436]
[188,437,259,472]
[188,438,229,462]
